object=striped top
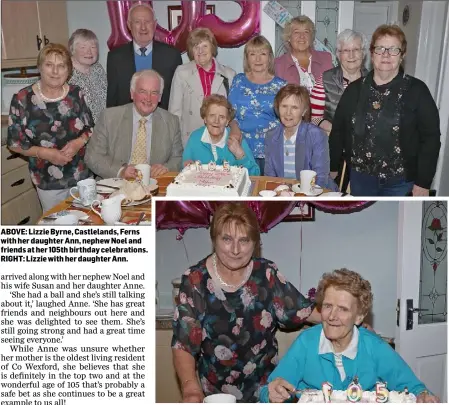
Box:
[283,131,297,179]
[310,76,349,125]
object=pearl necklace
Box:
[212,253,251,290]
[36,80,66,102]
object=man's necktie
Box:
[130,117,148,164]
[139,47,146,56]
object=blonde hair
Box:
[315,269,373,317]
[283,16,316,50]
[37,43,73,79]
[187,28,218,61]
[243,35,275,75]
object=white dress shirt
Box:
[133,41,153,56]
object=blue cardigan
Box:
[264,122,338,191]
[259,324,427,402]
[182,126,260,175]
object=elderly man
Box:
[107,3,182,109]
[86,69,183,180]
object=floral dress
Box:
[172,257,314,403]
[7,84,93,190]
[228,74,287,158]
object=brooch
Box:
[372,101,381,110]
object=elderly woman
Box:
[265,84,337,191]
[275,16,333,94]
[310,29,369,192]
[172,202,320,403]
[183,95,259,175]
[7,43,94,212]
[169,28,236,147]
[68,29,107,124]
[260,269,439,403]
[330,25,441,197]
[228,35,287,175]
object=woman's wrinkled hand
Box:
[42,148,73,166]
[417,391,440,403]
[184,160,194,167]
[61,138,85,158]
[228,137,245,160]
[268,377,296,403]
[412,185,430,197]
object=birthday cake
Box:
[298,389,416,403]
[166,162,251,197]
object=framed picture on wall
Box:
[283,203,315,222]
[168,5,216,31]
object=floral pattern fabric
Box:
[172,257,314,403]
[7,84,93,190]
[228,74,287,158]
[69,62,107,124]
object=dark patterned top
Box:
[351,77,409,178]
[7,84,94,190]
[69,62,107,124]
[172,257,314,403]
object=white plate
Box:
[321,192,343,197]
[274,184,290,193]
[259,190,277,197]
[292,183,324,196]
[122,197,152,207]
[71,194,104,207]
[96,178,125,193]
[39,210,90,225]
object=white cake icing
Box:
[298,389,416,403]
[166,164,251,197]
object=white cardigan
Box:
[168,59,236,147]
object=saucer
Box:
[292,184,323,196]
[259,190,277,197]
[72,194,104,207]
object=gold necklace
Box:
[212,253,251,290]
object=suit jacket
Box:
[275,49,333,84]
[85,103,183,179]
[264,121,338,190]
[106,41,182,110]
[168,59,236,146]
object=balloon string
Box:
[181,237,190,266]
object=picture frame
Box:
[168,5,216,31]
[283,203,315,222]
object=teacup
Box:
[70,178,97,206]
[91,194,125,225]
[53,214,79,225]
[299,170,317,194]
[203,394,236,403]
[135,164,151,186]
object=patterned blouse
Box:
[228,74,287,158]
[172,257,314,403]
[7,85,94,190]
[69,62,107,124]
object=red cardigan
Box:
[274,49,333,85]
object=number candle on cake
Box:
[375,382,389,403]
[347,377,362,402]
[322,382,333,403]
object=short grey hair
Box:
[68,29,99,56]
[127,3,156,24]
[130,69,164,95]
[336,29,368,58]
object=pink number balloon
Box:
[107,1,260,53]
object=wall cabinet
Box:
[1,1,69,68]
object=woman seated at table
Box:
[7,43,94,212]
[260,269,439,403]
[264,84,337,190]
[182,94,260,175]
[169,27,236,147]
[228,35,287,175]
[172,202,320,403]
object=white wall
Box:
[66,1,246,74]
[156,201,399,338]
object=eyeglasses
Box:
[373,46,402,56]
[338,48,362,55]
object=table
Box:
[38,175,327,224]
[154,173,327,196]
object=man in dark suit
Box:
[106,3,182,110]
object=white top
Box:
[291,54,316,93]
[318,325,359,381]
[200,127,228,161]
